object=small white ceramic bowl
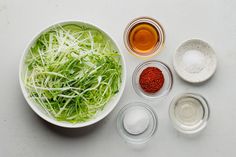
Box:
[173,39,217,83]
[19,21,126,128]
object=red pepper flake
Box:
[139,67,165,93]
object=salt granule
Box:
[123,108,150,135]
[182,50,206,73]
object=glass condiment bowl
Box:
[124,17,165,59]
[169,93,210,135]
[132,60,173,99]
[116,102,158,144]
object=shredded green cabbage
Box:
[24,24,122,123]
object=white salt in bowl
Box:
[173,39,217,83]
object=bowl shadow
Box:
[37,115,108,138]
[19,92,109,139]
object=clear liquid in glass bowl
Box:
[169,93,210,135]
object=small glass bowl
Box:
[117,102,158,144]
[124,17,165,59]
[169,93,210,135]
[132,60,173,99]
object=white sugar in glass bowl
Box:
[19,21,126,128]
[173,39,217,83]
[117,102,158,144]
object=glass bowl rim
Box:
[132,60,173,99]
[123,16,165,59]
[169,93,210,135]
[116,102,158,144]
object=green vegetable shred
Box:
[24,24,122,123]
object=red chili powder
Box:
[139,67,165,93]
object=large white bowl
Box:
[19,21,126,128]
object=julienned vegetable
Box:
[24,24,122,123]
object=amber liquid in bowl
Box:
[128,23,159,54]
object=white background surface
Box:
[0,0,236,156]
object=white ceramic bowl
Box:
[173,39,217,83]
[19,21,126,128]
